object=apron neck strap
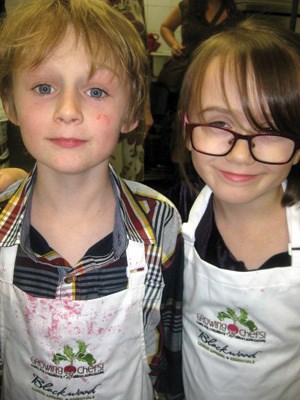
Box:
[287,205,300,266]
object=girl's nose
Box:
[54,89,83,124]
[225,137,254,165]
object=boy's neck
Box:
[32,163,115,215]
[30,165,117,266]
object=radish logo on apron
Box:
[31,340,103,378]
[31,340,103,397]
[195,306,267,365]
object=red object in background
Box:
[147,33,161,53]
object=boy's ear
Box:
[2,97,19,126]
[120,119,139,134]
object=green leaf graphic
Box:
[52,341,96,368]
[64,345,75,360]
[53,353,69,365]
[78,353,96,366]
[217,307,258,332]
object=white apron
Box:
[182,185,300,400]
[0,240,154,400]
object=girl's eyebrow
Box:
[195,107,230,119]
[200,106,229,114]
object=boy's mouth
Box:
[50,138,87,148]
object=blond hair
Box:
[0,0,149,125]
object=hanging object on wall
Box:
[290,0,299,31]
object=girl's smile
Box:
[188,57,300,208]
[219,170,258,183]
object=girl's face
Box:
[187,57,300,208]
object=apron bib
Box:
[182,186,300,400]
[0,240,154,400]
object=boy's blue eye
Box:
[87,88,105,99]
[34,84,54,95]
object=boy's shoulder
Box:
[125,179,180,212]
[0,179,23,212]
[123,179,182,229]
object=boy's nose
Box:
[54,90,83,124]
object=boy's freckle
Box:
[96,114,110,124]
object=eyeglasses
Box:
[185,119,300,165]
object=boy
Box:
[0,1,184,399]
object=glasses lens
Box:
[192,126,234,155]
[191,125,296,164]
[251,135,295,163]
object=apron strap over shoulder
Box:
[126,240,147,288]
[286,205,300,267]
[0,245,18,282]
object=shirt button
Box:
[64,277,74,284]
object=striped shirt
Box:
[0,165,184,399]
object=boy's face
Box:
[5,29,137,175]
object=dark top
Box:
[179,0,243,57]
[195,195,291,271]
[0,0,5,15]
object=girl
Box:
[178,18,300,400]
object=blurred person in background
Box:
[159,0,243,97]
[109,0,153,181]
[0,1,5,15]
[158,0,243,167]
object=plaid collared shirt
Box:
[0,164,184,399]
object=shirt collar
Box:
[109,164,156,246]
[0,164,156,250]
[0,167,35,246]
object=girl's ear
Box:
[120,119,139,134]
[292,149,300,165]
[185,135,192,151]
[183,113,192,151]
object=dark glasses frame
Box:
[185,119,300,165]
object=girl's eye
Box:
[259,127,280,135]
[87,88,106,99]
[208,120,229,128]
[34,84,54,95]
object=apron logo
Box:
[217,307,257,337]
[53,340,98,379]
[196,307,266,342]
[30,341,104,398]
[31,340,104,380]
[195,307,267,364]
